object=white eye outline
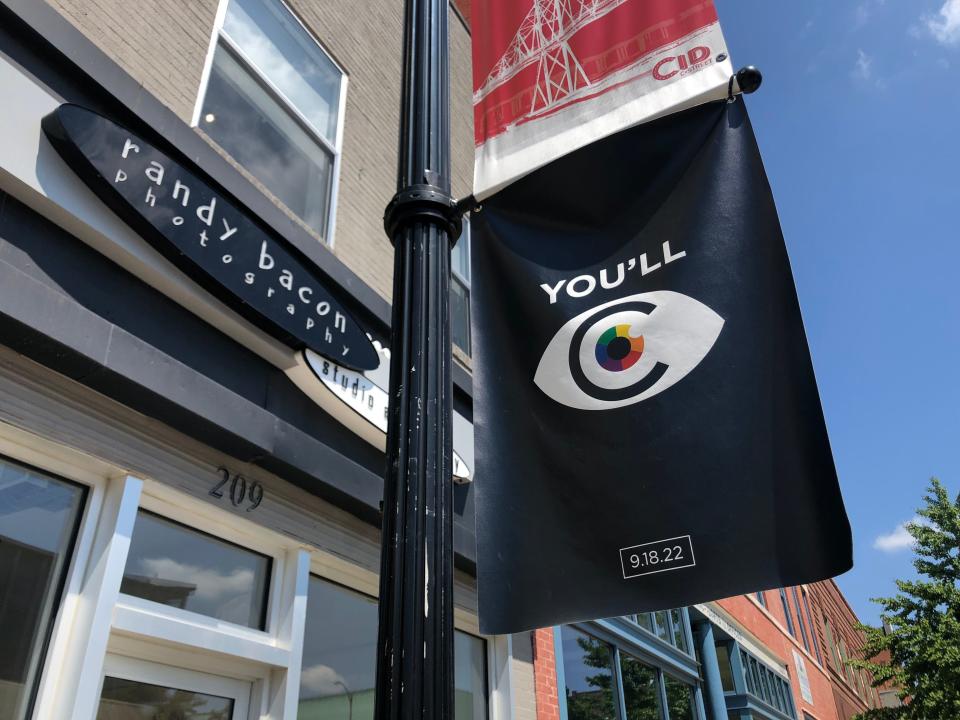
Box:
[534,291,724,411]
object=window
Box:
[451,220,472,356]
[561,626,618,720]
[198,0,345,241]
[800,589,822,665]
[778,589,796,637]
[0,458,85,720]
[754,592,766,608]
[121,509,272,629]
[823,617,841,671]
[716,644,735,692]
[298,576,377,718]
[97,676,236,719]
[620,654,663,720]
[664,675,696,720]
[790,588,811,653]
[630,611,690,654]
[97,654,251,719]
[298,576,488,720]
[738,649,796,719]
[670,609,688,653]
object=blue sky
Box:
[715,0,960,623]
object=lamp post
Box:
[373,0,460,716]
[334,680,354,720]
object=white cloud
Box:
[138,557,255,601]
[854,49,874,80]
[299,664,348,696]
[873,516,923,552]
[924,0,960,45]
[856,0,885,27]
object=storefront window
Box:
[298,577,377,719]
[121,510,272,629]
[561,626,618,720]
[455,631,488,720]
[664,675,696,720]
[0,458,85,720]
[298,576,487,719]
[735,649,796,718]
[670,609,688,652]
[199,0,344,241]
[716,644,735,692]
[620,654,663,720]
[96,677,234,719]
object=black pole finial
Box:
[735,65,763,95]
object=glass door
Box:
[97,655,251,719]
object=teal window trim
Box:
[553,626,569,720]
[728,645,797,720]
[558,615,704,720]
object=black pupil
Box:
[607,335,632,361]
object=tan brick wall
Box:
[43,0,476,304]
[45,0,219,122]
[511,632,539,720]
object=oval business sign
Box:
[42,104,379,371]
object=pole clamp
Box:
[384,184,463,244]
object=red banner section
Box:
[473,0,718,144]
[471,0,733,198]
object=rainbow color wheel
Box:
[595,324,644,372]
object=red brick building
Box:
[525,581,892,720]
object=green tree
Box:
[849,478,960,719]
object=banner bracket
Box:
[383,183,462,244]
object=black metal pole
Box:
[375,0,459,715]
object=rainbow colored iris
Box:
[595,324,644,372]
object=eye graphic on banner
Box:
[534,291,724,410]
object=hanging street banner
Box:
[472,0,734,198]
[470,97,853,634]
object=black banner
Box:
[471,99,852,634]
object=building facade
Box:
[0,2,891,720]
[526,584,891,720]
[0,0,504,719]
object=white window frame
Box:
[0,419,508,720]
[192,0,348,248]
[99,653,252,720]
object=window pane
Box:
[451,278,471,355]
[96,676,233,719]
[455,632,488,720]
[669,609,687,652]
[121,510,271,629]
[297,577,486,720]
[451,227,470,281]
[298,577,376,719]
[201,45,334,238]
[653,611,670,642]
[715,644,734,692]
[223,0,341,142]
[620,654,663,720]
[561,627,617,720]
[0,459,85,720]
[663,676,694,720]
[637,613,654,633]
